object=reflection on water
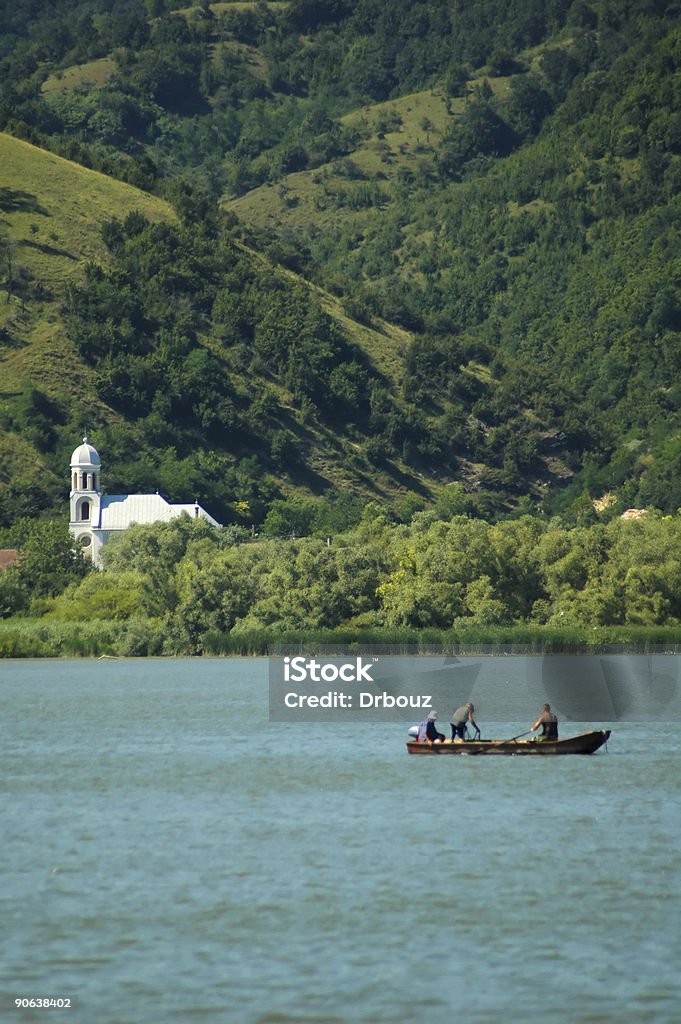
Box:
[2,659,680,1024]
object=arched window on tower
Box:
[81,501,90,521]
[73,472,77,490]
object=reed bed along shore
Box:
[1,619,680,658]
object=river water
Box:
[2,658,680,1024]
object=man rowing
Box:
[450,702,481,741]
[529,703,559,741]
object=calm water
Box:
[2,659,680,1024]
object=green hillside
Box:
[1,0,681,531]
[0,132,173,380]
[0,131,448,529]
[222,14,681,519]
[0,133,177,520]
[2,0,681,647]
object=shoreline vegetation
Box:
[4,512,681,658]
[1,620,680,659]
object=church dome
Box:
[70,437,101,467]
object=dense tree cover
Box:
[0,0,583,195]
[2,0,681,541]
[0,519,90,617]
[235,10,681,516]
[4,506,676,654]
[60,209,453,521]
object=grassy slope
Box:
[223,79,550,497]
[0,131,174,387]
[0,133,176,490]
[221,58,522,230]
[232,234,412,386]
[222,81,475,426]
[41,58,116,98]
[227,236,429,501]
[176,2,288,17]
[221,29,574,231]
[223,84,457,233]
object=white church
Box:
[69,437,221,566]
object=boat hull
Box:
[406,730,611,755]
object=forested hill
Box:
[2,0,681,534]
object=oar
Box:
[467,729,534,755]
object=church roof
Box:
[168,502,221,528]
[71,437,101,467]
[97,494,220,531]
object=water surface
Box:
[2,659,679,1023]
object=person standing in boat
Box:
[530,703,559,741]
[425,710,446,743]
[450,702,481,741]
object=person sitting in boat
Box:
[425,710,446,743]
[450,702,481,741]
[530,703,559,741]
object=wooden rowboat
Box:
[406,729,611,756]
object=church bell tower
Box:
[69,437,101,560]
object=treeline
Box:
[2,507,680,656]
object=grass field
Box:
[0,133,177,495]
[41,58,116,98]
[176,2,288,15]
[0,133,174,396]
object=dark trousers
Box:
[451,723,467,740]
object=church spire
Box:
[69,437,102,560]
